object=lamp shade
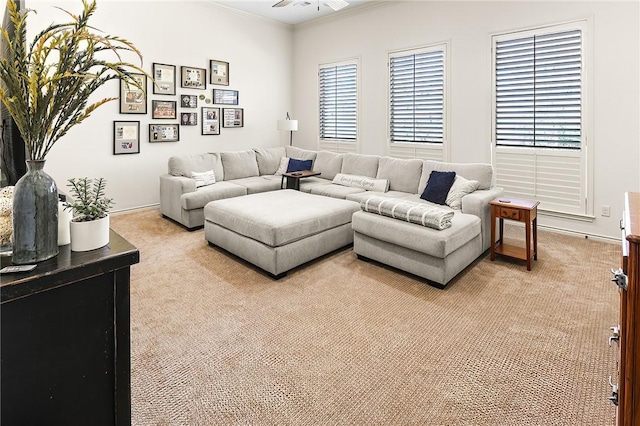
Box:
[277,119,298,132]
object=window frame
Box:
[388,42,449,160]
[318,58,359,151]
[491,19,593,219]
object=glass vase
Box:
[12,160,59,264]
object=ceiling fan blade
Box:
[325,0,349,11]
[272,0,295,7]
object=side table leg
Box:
[525,212,532,271]
[490,207,496,261]
[533,216,538,261]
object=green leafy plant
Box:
[63,177,114,222]
[0,0,148,160]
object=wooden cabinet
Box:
[0,230,139,426]
[614,192,640,425]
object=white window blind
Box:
[319,62,357,141]
[495,29,582,148]
[492,21,591,218]
[389,47,445,144]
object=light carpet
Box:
[111,208,619,425]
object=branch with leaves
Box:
[0,0,149,160]
[63,177,114,222]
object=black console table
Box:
[1,230,139,426]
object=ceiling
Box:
[212,0,373,25]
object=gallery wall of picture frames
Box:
[117,58,243,149]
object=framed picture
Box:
[213,89,238,105]
[119,73,147,114]
[181,66,206,89]
[209,60,229,86]
[152,63,176,95]
[152,100,177,119]
[149,124,179,142]
[201,107,220,135]
[113,121,140,154]
[181,94,197,108]
[181,112,197,126]
[222,108,243,128]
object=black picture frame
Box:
[180,94,197,108]
[149,124,180,142]
[113,121,140,154]
[152,63,176,95]
[180,112,197,126]
[213,89,239,105]
[222,108,244,128]
[181,66,206,90]
[209,60,229,86]
[152,100,177,119]
[119,73,147,114]
[201,107,220,135]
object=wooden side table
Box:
[281,170,321,190]
[490,198,540,271]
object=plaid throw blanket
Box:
[361,196,454,230]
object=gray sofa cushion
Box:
[310,183,366,199]
[313,151,344,180]
[341,153,380,178]
[181,181,247,210]
[345,190,414,203]
[376,157,423,194]
[220,150,260,180]
[419,160,494,193]
[285,146,317,162]
[169,153,224,181]
[228,176,282,194]
[254,147,286,175]
[204,190,360,247]
[299,177,333,193]
[351,210,481,259]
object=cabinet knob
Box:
[609,325,620,346]
[611,268,628,291]
[609,376,619,406]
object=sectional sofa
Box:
[159,146,503,287]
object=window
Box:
[319,60,357,142]
[389,45,446,145]
[495,29,582,148]
[492,21,591,218]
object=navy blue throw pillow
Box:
[286,158,313,173]
[420,171,456,205]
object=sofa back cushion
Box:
[341,153,380,178]
[254,147,286,175]
[285,146,317,162]
[169,153,224,181]
[418,160,494,194]
[220,150,260,180]
[376,156,423,193]
[313,151,344,180]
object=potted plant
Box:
[63,177,114,252]
[0,0,147,263]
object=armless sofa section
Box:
[159,147,504,286]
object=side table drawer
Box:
[499,207,521,221]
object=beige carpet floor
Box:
[111,208,620,425]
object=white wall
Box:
[292,1,640,239]
[25,0,294,211]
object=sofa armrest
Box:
[159,174,196,222]
[461,187,504,251]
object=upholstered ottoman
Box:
[204,190,360,278]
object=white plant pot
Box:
[70,215,110,252]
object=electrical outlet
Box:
[601,205,611,217]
